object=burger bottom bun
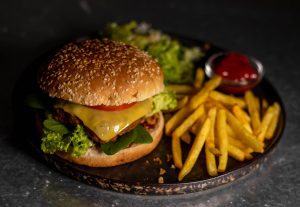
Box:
[56,112,164,167]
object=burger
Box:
[35,39,176,167]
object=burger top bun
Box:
[38,39,164,106]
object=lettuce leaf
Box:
[68,125,94,157]
[43,116,70,135]
[41,116,93,157]
[149,91,177,116]
[101,125,152,155]
[103,21,203,84]
[41,116,153,156]
[41,130,70,154]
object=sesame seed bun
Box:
[38,39,164,106]
[55,112,164,167]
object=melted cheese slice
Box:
[55,99,152,142]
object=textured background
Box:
[0,0,299,206]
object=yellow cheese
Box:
[55,99,152,142]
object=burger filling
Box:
[32,91,177,157]
[54,98,153,143]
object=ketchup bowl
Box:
[205,52,264,94]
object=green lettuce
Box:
[40,116,153,156]
[41,116,93,157]
[101,125,152,155]
[103,21,203,84]
[150,91,177,116]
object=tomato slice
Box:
[89,102,136,111]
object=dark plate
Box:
[13,34,286,195]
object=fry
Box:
[190,113,206,135]
[216,109,228,172]
[226,110,264,153]
[194,68,205,89]
[189,75,221,109]
[228,136,247,150]
[203,75,222,91]
[165,106,193,136]
[228,144,245,161]
[181,132,191,144]
[243,123,253,134]
[178,118,211,181]
[207,107,217,140]
[244,148,254,160]
[206,145,218,176]
[245,91,261,135]
[232,105,253,133]
[177,96,189,109]
[226,124,236,138]
[172,105,205,139]
[190,120,200,135]
[232,105,250,123]
[262,99,269,114]
[172,135,182,168]
[228,136,254,160]
[209,147,222,156]
[210,91,246,108]
[266,102,281,139]
[166,84,196,94]
[205,98,226,110]
[190,91,209,110]
[257,106,275,142]
[205,107,218,176]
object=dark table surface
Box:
[1,0,300,206]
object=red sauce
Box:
[214,52,258,93]
[89,102,136,111]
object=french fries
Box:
[210,91,246,108]
[216,109,228,172]
[172,105,205,139]
[228,144,245,162]
[177,96,189,109]
[228,136,247,150]
[226,124,237,138]
[178,118,211,181]
[165,106,193,136]
[194,68,205,89]
[228,136,253,159]
[226,111,264,153]
[232,105,250,124]
[262,99,269,114]
[245,91,261,135]
[266,102,281,139]
[181,132,191,144]
[165,76,281,181]
[257,106,275,142]
[167,84,196,94]
[189,75,221,109]
[206,97,226,109]
[232,105,253,133]
[205,107,218,176]
[190,112,206,135]
[172,135,182,168]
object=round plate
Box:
[13,34,286,195]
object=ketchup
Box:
[89,102,136,111]
[214,52,259,94]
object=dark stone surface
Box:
[0,0,299,206]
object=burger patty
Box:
[53,108,159,144]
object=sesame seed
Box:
[38,39,164,106]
